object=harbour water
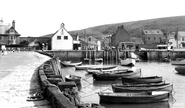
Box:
[62,60,185,108]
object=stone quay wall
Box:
[38,59,77,108]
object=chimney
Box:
[60,23,65,28]
[12,20,15,28]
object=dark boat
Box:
[98,91,170,104]
[78,103,105,108]
[112,83,173,93]
[65,75,81,85]
[175,66,185,75]
[92,68,141,81]
[122,76,163,84]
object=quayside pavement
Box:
[0,51,51,108]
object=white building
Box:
[51,23,73,50]
[168,31,185,48]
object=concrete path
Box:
[0,51,51,108]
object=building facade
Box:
[51,23,73,50]
[141,29,165,44]
[0,19,21,49]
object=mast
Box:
[176,28,179,49]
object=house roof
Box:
[143,29,163,35]
[0,23,11,34]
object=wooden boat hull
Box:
[112,83,173,93]
[120,58,136,66]
[86,66,118,74]
[122,76,163,84]
[171,59,185,65]
[99,91,169,104]
[65,75,81,85]
[175,66,185,75]
[61,61,82,67]
[92,68,141,81]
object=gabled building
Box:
[111,25,135,50]
[0,19,21,50]
[141,29,165,44]
[50,23,73,50]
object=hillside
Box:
[69,15,185,38]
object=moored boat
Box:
[92,68,141,81]
[75,65,99,70]
[171,58,185,65]
[86,66,118,74]
[98,91,170,104]
[120,58,136,66]
[65,75,81,85]
[112,83,173,93]
[61,61,82,67]
[122,76,163,84]
[175,66,185,75]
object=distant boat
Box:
[171,58,185,65]
[120,58,136,66]
[98,91,170,104]
[112,83,173,93]
[175,66,185,75]
[95,58,103,62]
[65,75,81,85]
[92,68,141,81]
[122,76,163,84]
[86,65,118,74]
[75,65,98,70]
[61,61,82,67]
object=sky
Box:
[1,0,185,37]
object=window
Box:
[148,37,150,40]
[88,37,91,41]
[64,36,68,40]
[182,37,185,41]
[0,36,3,40]
[57,36,61,40]
[154,37,156,40]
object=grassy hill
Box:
[69,15,185,38]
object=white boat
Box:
[61,61,82,67]
[75,65,99,70]
[171,58,185,65]
[120,58,136,66]
[86,65,118,74]
[95,58,103,62]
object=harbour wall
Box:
[43,50,185,61]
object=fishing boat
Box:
[92,68,141,81]
[98,91,170,104]
[65,75,81,85]
[61,61,82,67]
[75,65,98,70]
[112,83,173,93]
[175,66,185,75]
[122,76,163,84]
[171,58,185,65]
[120,58,136,66]
[95,58,103,62]
[86,66,118,74]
